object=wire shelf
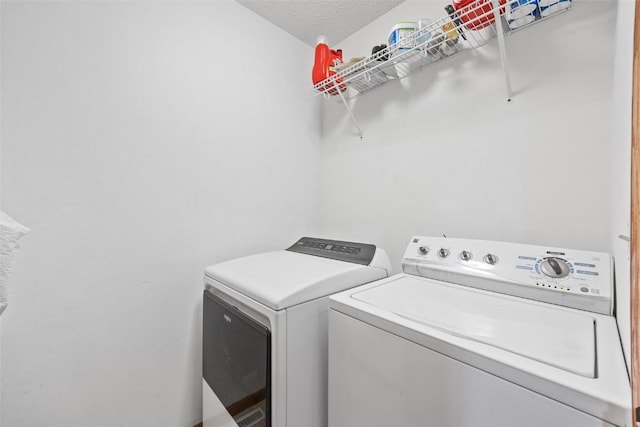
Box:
[310,0,571,101]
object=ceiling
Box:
[237,0,406,47]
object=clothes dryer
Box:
[203,237,390,427]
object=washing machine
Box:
[329,236,631,427]
[202,237,391,427]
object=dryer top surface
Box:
[205,250,387,310]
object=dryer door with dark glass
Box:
[203,290,271,426]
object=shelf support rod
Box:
[332,79,363,139]
[492,0,513,102]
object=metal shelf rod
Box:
[491,0,513,102]
[333,79,364,139]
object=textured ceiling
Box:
[237,0,406,47]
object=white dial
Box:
[540,257,570,279]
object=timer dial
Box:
[540,257,570,279]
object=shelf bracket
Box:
[492,0,513,102]
[332,79,364,139]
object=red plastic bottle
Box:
[312,36,346,95]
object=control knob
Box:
[460,250,472,261]
[418,246,429,255]
[438,248,450,258]
[483,254,498,265]
[540,257,570,279]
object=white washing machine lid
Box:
[352,275,596,378]
[205,250,388,310]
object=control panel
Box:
[287,237,377,265]
[401,236,613,315]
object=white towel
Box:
[0,211,30,315]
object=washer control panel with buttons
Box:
[401,236,613,315]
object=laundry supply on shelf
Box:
[506,0,538,29]
[388,22,419,54]
[444,4,468,40]
[332,57,368,80]
[440,13,460,56]
[416,19,433,48]
[371,44,390,61]
[312,35,346,95]
[539,0,571,17]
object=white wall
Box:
[0,2,319,426]
[610,0,634,374]
[320,0,617,272]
